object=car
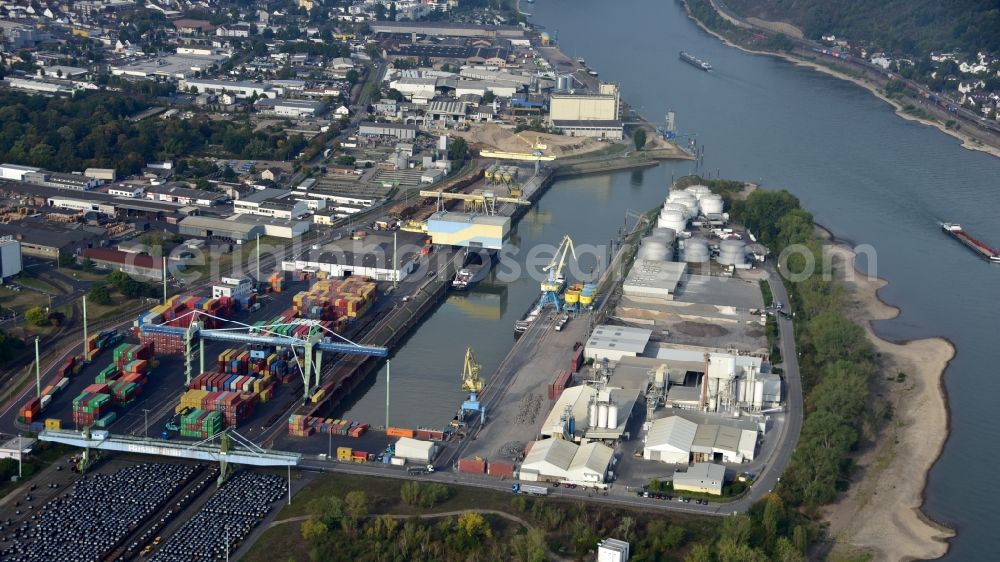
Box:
[636,491,644,497]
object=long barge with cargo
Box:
[941,223,1000,262]
[679,51,712,71]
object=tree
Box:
[482,90,496,104]
[221,165,237,180]
[300,519,327,542]
[80,257,95,272]
[88,284,113,306]
[510,528,546,562]
[685,543,714,562]
[633,128,647,149]
[25,306,49,327]
[346,69,360,85]
[0,330,24,362]
[344,490,369,520]
[386,88,404,102]
[456,512,491,540]
[448,137,469,161]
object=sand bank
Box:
[819,241,955,561]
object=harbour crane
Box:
[456,347,486,425]
[540,235,576,309]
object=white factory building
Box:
[255,98,326,117]
[540,385,640,441]
[180,79,275,99]
[643,415,758,464]
[519,439,614,486]
[597,539,631,562]
[584,325,652,363]
[212,277,253,306]
[394,437,437,464]
[656,347,781,413]
[673,463,725,496]
[234,189,309,220]
[0,239,24,281]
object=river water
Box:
[341,0,1000,555]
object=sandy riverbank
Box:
[817,239,955,562]
[680,2,1000,160]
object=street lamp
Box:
[142,409,150,439]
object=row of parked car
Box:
[638,491,710,505]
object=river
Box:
[341,0,1000,556]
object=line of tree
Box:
[0,91,309,175]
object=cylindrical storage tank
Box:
[658,210,687,232]
[568,416,576,435]
[607,403,618,429]
[717,239,747,265]
[753,380,765,409]
[557,74,571,90]
[597,403,609,429]
[637,244,669,261]
[661,202,688,216]
[669,193,699,218]
[684,184,712,200]
[700,193,724,215]
[683,238,710,263]
[649,227,677,244]
[589,402,599,428]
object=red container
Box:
[487,461,514,478]
[569,345,584,373]
[458,458,486,474]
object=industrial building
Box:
[673,463,725,495]
[0,238,23,281]
[518,439,614,485]
[550,120,624,140]
[177,215,264,242]
[425,212,510,250]
[540,385,641,441]
[281,233,421,282]
[388,76,439,98]
[370,21,526,38]
[212,277,253,306]
[255,98,326,117]
[584,325,652,363]
[549,84,620,122]
[623,260,687,300]
[81,248,164,280]
[179,79,275,99]
[234,189,309,220]
[0,163,40,182]
[597,539,631,562]
[647,347,780,413]
[0,223,102,260]
[24,171,102,191]
[359,122,419,140]
[394,437,437,464]
[146,184,228,206]
[643,414,759,464]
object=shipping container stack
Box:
[291,277,378,325]
[135,293,234,354]
[180,409,223,439]
[85,330,123,361]
[72,385,114,427]
[287,415,368,438]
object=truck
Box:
[406,464,435,475]
[511,484,548,496]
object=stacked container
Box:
[180,409,223,439]
[291,277,377,322]
[176,389,210,413]
[548,369,572,400]
[198,391,257,426]
[72,391,112,427]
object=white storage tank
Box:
[700,193,724,215]
[684,184,712,200]
[638,242,670,261]
[607,402,618,429]
[661,203,688,218]
[597,403,609,429]
[683,237,710,263]
[658,210,687,232]
[669,193,699,218]
[650,227,677,242]
[717,239,747,266]
[589,402,599,428]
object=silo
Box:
[597,403,609,429]
[717,239,747,266]
[589,401,599,428]
[661,202,688,217]
[700,193,724,215]
[684,184,712,200]
[683,237,710,263]
[650,227,677,244]
[638,241,669,261]
[607,402,618,429]
[658,210,687,232]
[669,192,699,218]
[568,416,576,435]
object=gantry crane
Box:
[419,189,530,216]
[540,235,576,309]
[457,347,486,425]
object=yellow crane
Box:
[457,347,486,425]
[541,235,576,307]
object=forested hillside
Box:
[724,0,1000,56]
